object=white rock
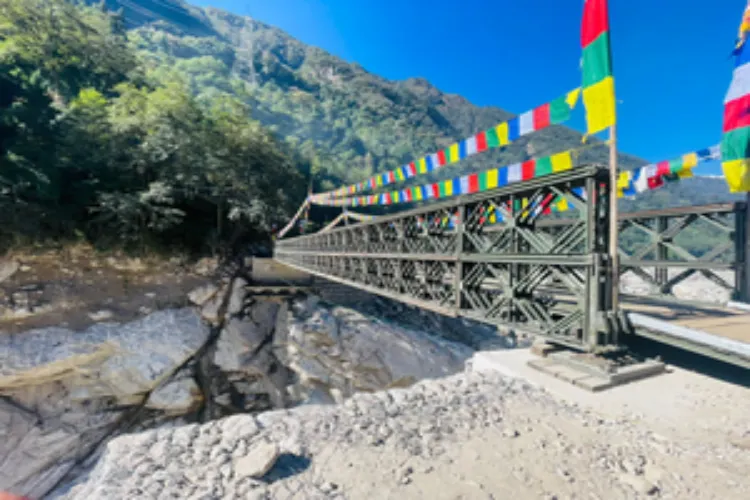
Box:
[0,259,20,283]
[227,278,248,316]
[146,376,203,415]
[106,256,146,272]
[188,284,219,307]
[0,308,210,404]
[201,293,224,325]
[233,441,280,479]
[283,303,472,402]
[88,310,114,322]
[193,257,218,277]
[619,473,659,495]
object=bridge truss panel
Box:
[617,203,749,303]
[541,202,750,304]
[275,166,620,351]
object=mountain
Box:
[94,0,740,208]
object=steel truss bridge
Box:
[275,166,750,369]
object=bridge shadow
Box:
[624,334,750,389]
[313,279,519,350]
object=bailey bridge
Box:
[273,166,750,380]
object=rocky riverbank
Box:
[0,273,478,499]
[0,251,744,499]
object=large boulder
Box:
[0,308,209,402]
[211,298,288,411]
[0,309,210,499]
[283,298,473,403]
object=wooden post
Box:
[609,124,620,310]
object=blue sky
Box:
[194,0,745,175]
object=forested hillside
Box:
[0,0,306,253]
[91,0,740,205]
[1,0,741,254]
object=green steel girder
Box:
[276,166,619,351]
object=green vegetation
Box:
[0,0,306,253]
[2,0,741,256]
[102,0,738,206]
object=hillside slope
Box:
[95,0,739,207]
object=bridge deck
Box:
[621,297,750,344]
[542,291,750,367]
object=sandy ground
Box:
[0,246,209,333]
[59,351,750,500]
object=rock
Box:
[249,301,282,337]
[188,284,219,307]
[503,429,520,438]
[329,387,345,404]
[146,376,203,415]
[194,257,218,277]
[297,309,340,346]
[0,389,121,499]
[214,393,232,407]
[300,385,337,405]
[620,455,646,475]
[1,308,210,405]
[0,260,19,283]
[619,473,659,495]
[233,441,280,479]
[213,312,277,373]
[106,257,146,272]
[320,482,338,494]
[19,265,31,273]
[398,465,414,485]
[290,357,332,386]
[0,492,30,500]
[201,293,224,325]
[283,302,472,403]
[88,310,114,322]
[227,278,248,316]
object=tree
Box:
[0,0,308,253]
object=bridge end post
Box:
[737,196,750,303]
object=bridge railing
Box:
[275,165,622,351]
[617,203,748,303]
[540,202,749,304]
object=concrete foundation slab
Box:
[526,351,666,393]
[530,342,563,358]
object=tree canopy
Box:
[0,0,306,253]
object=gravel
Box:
[57,369,750,500]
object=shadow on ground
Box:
[625,335,750,389]
[262,454,312,483]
